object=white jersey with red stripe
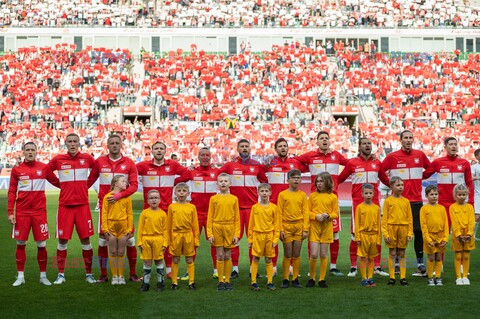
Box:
[48,152,95,206]
[136,159,188,211]
[423,154,474,208]
[187,165,219,213]
[380,149,430,202]
[8,160,59,216]
[265,156,304,204]
[296,150,348,193]
[219,157,268,210]
[87,154,138,202]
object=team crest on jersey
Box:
[36,170,42,176]
[165,166,170,172]
[210,173,215,178]
[331,155,336,160]
[414,158,419,164]
[371,164,376,169]
[58,230,63,236]
[289,164,295,169]
[80,159,85,165]
[15,230,19,237]
[121,165,126,170]
[458,165,463,170]
[250,167,255,172]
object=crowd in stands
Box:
[0,0,479,28]
[1,40,480,170]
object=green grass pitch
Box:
[0,191,478,318]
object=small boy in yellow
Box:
[355,183,381,287]
[450,183,476,285]
[277,169,309,289]
[382,176,413,286]
[420,185,449,286]
[167,183,200,290]
[138,190,169,292]
[207,173,240,291]
[248,183,280,291]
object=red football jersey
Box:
[8,160,59,215]
[48,152,95,206]
[423,155,474,208]
[219,157,268,210]
[296,150,348,194]
[380,149,431,202]
[265,156,304,204]
[87,155,138,202]
[187,165,219,213]
[338,155,388,211]
[136,159,188,211]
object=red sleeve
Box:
[118,160,139,199]
[422,159,436,180]
[295,152,311,167]
[7,167,18,216]
[377,161,390,186]
[87,159,100,188]
[173,161,189,184]
[218,162,229,174]
[46,165,60,188]
[257,163,268,183]
[337,160,353,184]
[48,156,57,172]
[465,161,475,206]
[379,155,391,176]
[422,152,432,168]
[339,152,349,166]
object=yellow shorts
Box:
[169,232,196,257]
[357,233,379,258]
[282,222,303,243]
[212,223,235,249]
[309,221,333,243]
[452,237,476,251]
[251,232,275,258]
[106,220,128,238]
[386,225,409,249]
[140,236,165,260]
[423,232,447,254]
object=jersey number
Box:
[40,224,48,233]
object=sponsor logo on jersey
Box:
[80,159,85,165]
[355,168,365,172]
[37,170,42,176]
[272,167,282,172]
[233,170,243,175]
[193,177,203,181]
[61,165,71,169]
[101,168,111,172]
[397,164,407,168]
[313,160,323,164]
[121,165,126,170]
[439,169,450,173]
[147,171,157,175]
[19,175,29,180]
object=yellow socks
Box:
[187,262,195,284]
[266,262,274,284]
[463,251,470,279]
[454,252,462,279]
[217,260,225,283]
[400,256,406,279]
[359,258,367,279]
[251,260,259,284]
[118,256,125,277]
[319,256,328,281]
[292,257,301,280]
[309,258,317,280]
[110,256,118,277]
[282,257,291,280]
[171,262,179,285]
[434,260,443,278]
[367,258,374,279]
[224,259,232,283]
[388,255,395,279]
[427,259,434,278]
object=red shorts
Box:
[239,208,251,239]
[12,213,49,241]
[56,205,94,240]
[197,211,208,240]
[98,205,135,236]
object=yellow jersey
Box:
[207,193,240,239]
[277,189,309,232]
[248,202,280,244]
[382,195,413,238]
[450,202,475,238]
[101,191,133,234]
[308,192,339,225]
[420,203,449,244]
[167,202,200,247]
[137,208,169,247]
[354,202,381,243]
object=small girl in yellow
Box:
[420,185,448,286]
[102,175,133,285]
[382,176,412,286]
[307,172,338,288]
[450,183,475,285]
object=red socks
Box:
[82,249,93,274]
[56,249,67,273]
[98,245,109,276]
[330,239,339,265]
[126,245,137,276]
[37,247,48,272]
[350,240,358,267]
[231,246,240,267]
[16,244,26,272]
